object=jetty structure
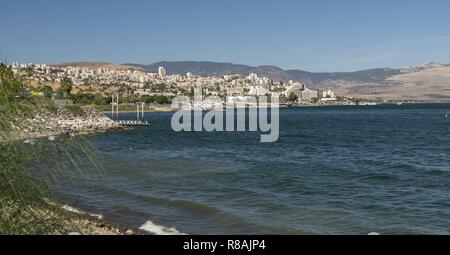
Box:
[111,95,150,126]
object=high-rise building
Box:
[247,73,258,82]
[158,66,166,78]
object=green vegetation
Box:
[139,95,171,104]
[92,104,138,112]
[287,92,298,102]
[0,64,100,234]
[54,88,65,99]
[41,103,58,114]
[70,93,110,105]
[336,96,346,102]
[70,93,171,106]
[61,77,73,99]
[65,104,86,116]
[68,92,172,113]
[25,67,34,77]
[38,86,54,98]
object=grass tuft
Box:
[64,104,85,116]
[41,103,58,114]
[0,64,102,234]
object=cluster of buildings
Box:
[8,62,337,103]
[8,62,161,87]
[284,81,335,101]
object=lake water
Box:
[50,104,450,234]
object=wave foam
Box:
[59,204,104,220]
[23,139,36,145]
[139,220,186,235]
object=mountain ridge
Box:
[125,61,404,86]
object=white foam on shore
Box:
[23,139,36,145]
[88,212,104,220]
[61,205,104,220]
[61,204,84,214]
[43,198,104,220]
[139,220,186,235]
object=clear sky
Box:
[1,0,450,72]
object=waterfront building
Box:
[301,88,319,101]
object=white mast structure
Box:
[111,96,114,118]
[136,102,145,120]
[111,94,119,120]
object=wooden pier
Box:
[116,120,150,126]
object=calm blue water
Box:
[51,104,450,234]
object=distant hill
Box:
[286,68,402,84]
[126,61,401,85]
[127,61,300,81]
[127,61,255,77]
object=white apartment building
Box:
[301,88,319,101]
[158,66,166,78]
[248,85,270,96]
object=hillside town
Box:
[8,62,338,106]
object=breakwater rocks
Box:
[15,105,124,139]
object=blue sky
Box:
[1,0,450,72]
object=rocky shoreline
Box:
[6,105,144,235]
[11,105,126,141]
[8,199,148,235]
[54,204,146,235]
